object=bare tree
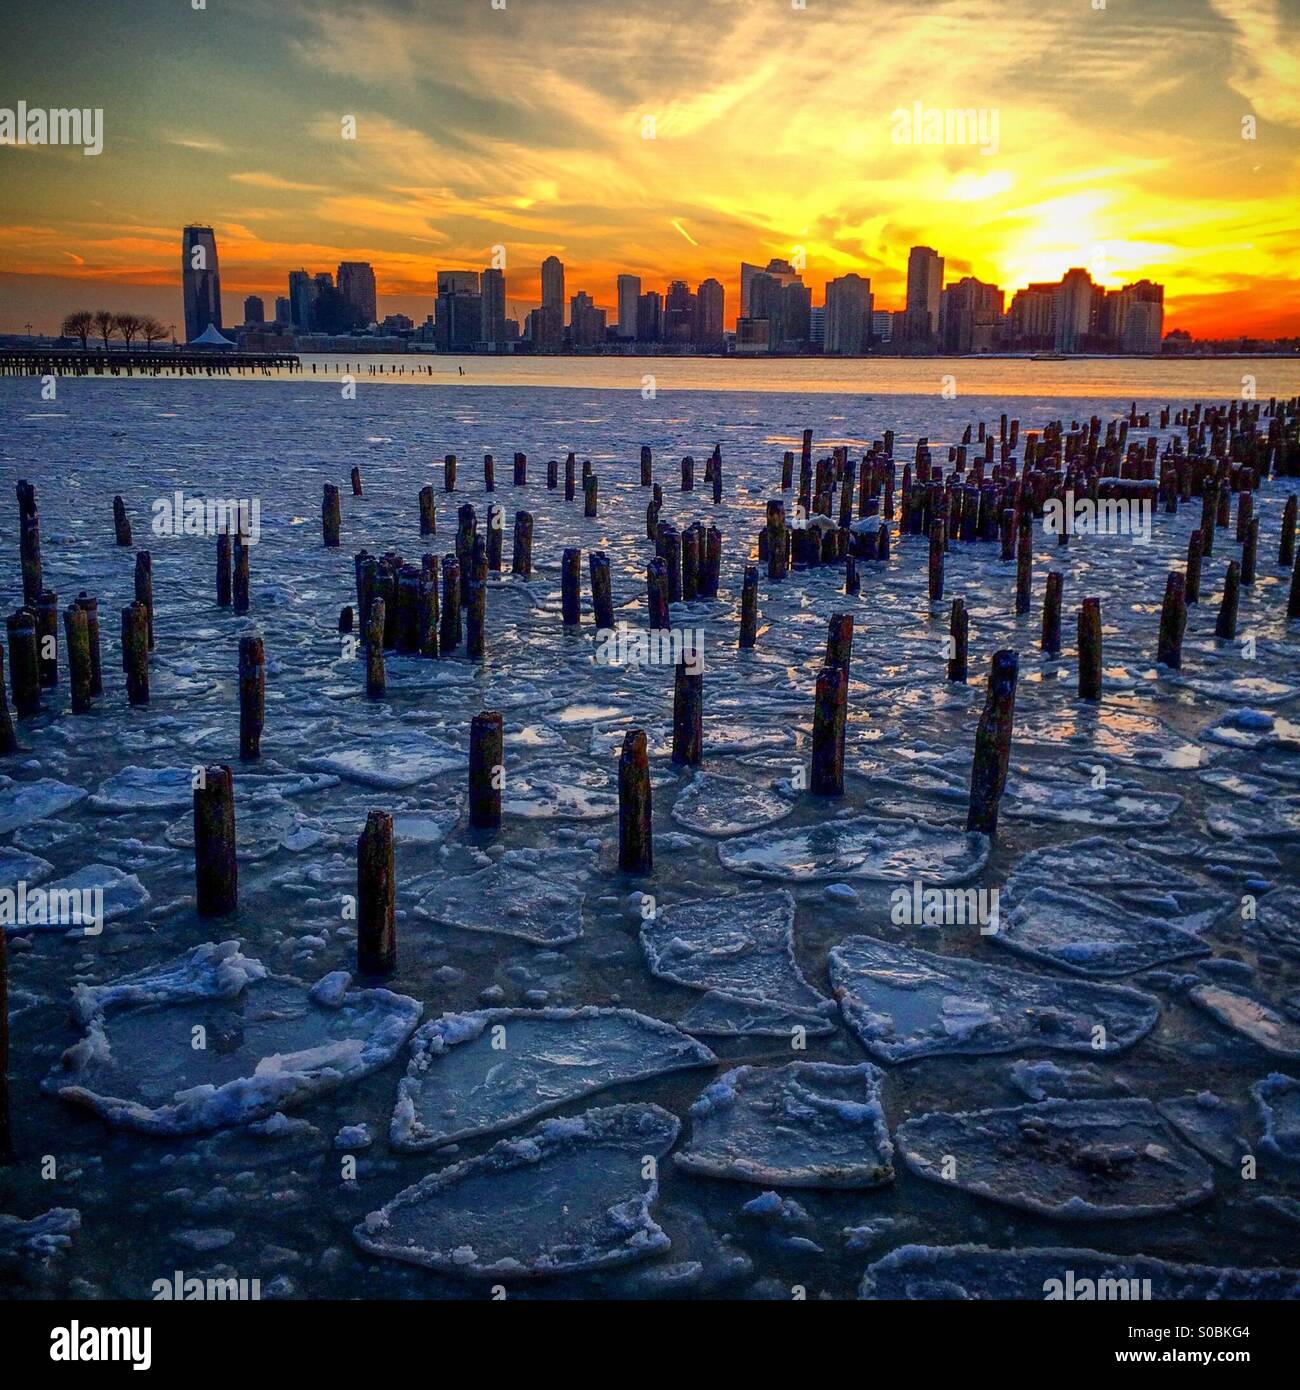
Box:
[93,309,117,350]
[141,316,169,350]
[114,312,145,350]
[62,310,94,350]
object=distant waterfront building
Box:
[779,281,812,349]
[569,291,607,348]
[1007,282,1056,346]
[809,306,826,348]
[696,278,724,347]
[181,225,223,342]
[740,258,800,317]
[636,291,663,343]
[274,295,292,324]
[940,276,1003,353]
[824,273,872,354]
[243,295,265,325]
[871,309,893,342]
[748,273,784,350]
[337,261,377,326]
[527,305,563,351]
[541,256,565,322]
[1052,267,1096,352]
[734,317,772,354]
[436,270,482,351]
[904,246,944,342]
[288,270,312,331]
[617,274,641,339]
[480,266,507,346]
[663,280,697,343]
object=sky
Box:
[1,0,1298,337]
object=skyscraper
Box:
[740,258,800,316]
[288,270,312,330]
[824,273,872,354]
[663,281,697,343]
[940,276,1003,353]
[274,296,292,325]
[696,278,724,347]
[541,256,565,322]
[1053,268,1096,352]
[636,291,662,343]
[569,291,606,348]
[181,225,222,342]
[480,266,507,346]
[617,274,641,339]
[337,262,377,326]
[243,295,265,325]
[905,246,944,340]
[435,270,482,351]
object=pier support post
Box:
[195,765,238,917]
[356,810,395,976]
[468,710,503,830]
[619,729,653,873]
[966,649,1019,835]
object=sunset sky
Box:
[1,0,1298,337]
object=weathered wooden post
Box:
[17,482,41,605]
[1280,494,1297,568]
[356,810,395,975]
[948,598,968,682]
[1236,489,1252,542]
[217,531,232,607]
[1242,516,1259,585]
[232,534,250,615]
[810,665,847,796]
[739,566,758,648]
[1289,554,1300,619]
[1216,560,1240,639]
[1078,597,1102,700]
[1042,571,1063,655]
[0,915,10,1160]
[468,710,503,829]
[0,649,17,754]
[366,598,386,697]
[466,542,487,660]
[966,649,1019,834]
[564,454,575,501]
[584,474,598,518]
[418,564,439,657]
[195,765,238,917]
[766,501,788,581]
[113,495,132,546]
[456,504,478,595]
[444,453,458,492]
[121,601,150,705]
[512,511,533,578]
[672,657,703,765]
[396,565,421,653]
[484,454,496,492]
[6,611,39,717]
[1199,483,1217,556]
[640,445,653,487]
[825,613,854,674]
[340,605,353,634]
[658,523,682,602]
[1157,571,1187,669]
[63,602,93,713]
[239,634,265,758]
[514,451,527,486]
[351,466,363,497]
[1015,511,1033,614]
[419,484,437,537]
[648,558,670,631]
[546,458,558,489]
[1185,531,1203,603]
[681,526,701,602]
[561,547,582,627]
[590,551,614,629]
[681,455,694,491]
[619,728,653,872]
[440,556,461,651]
[35,591,58,688]
[845,555,860,596]
[928,519,945,602]
[485,504,503,572]
[322,484,341,547]
[646,498,660,541]
[702,526,721,598]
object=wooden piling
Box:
[590,551,614,629]
[1157,571,1187,669]
[825,613,854,674]
[1242,516,1259,585]
[468,710,503,829]
[444,453,457,492]
[0,897,10,1160]
[514,451,527,486]
[584,475,598,518]
[966,649,1019,834]
[216,531,232,607]
[440,556,461,651]
[948,598,968,682]
[232,534,250,615]
[356,810,395,975]
[366,597,387,697]
[1280,494,1297,568]
[810,665,847,796]
[845,555,860,596]
[418,565,439,657]
[640,445,653,487]
[419,484,437,537]
[120,601,149,705]
[17,482,41,605]
[485,454,496,492]
[0,648,17,754]
[6,611,39,717]
[466,543,487,660]
[1216,561,1240,640]
[1041,571,1063,655]
[766,501,788,581]
[35,591,58,688]
[1186,531,1203,604]
[672,658,703,765]
[928,519,945,602]
[739,565,758,647]
[63,602,93,712]
[512,511,533,578]
[618,729,653,873]
[564,455,575,501]
[648,558,670,631]
[1015,511,1032,615]
[322,484,341,547]
[681,526,701,602]
[113,495,132,546]
[238,634,265,758]
[194,765,238,917]
[351,466,363,497]
[561,547,582,627]
[681,456,694,491]
[1078,597,1102,701]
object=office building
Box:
[696,278,724,347]
[480,266,507,346]
[617,274,641,338]
[824,273,872,354]
[243,295,265,325]
[181,225,222,342]
[337,261,377,326]
[905,246,944,340]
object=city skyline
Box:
[2,0,1298,337]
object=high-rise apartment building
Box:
[480,266,507,346]
[541,256,565,322]
[243,295,265,325]
[696,278,724,347]
[663,281,697,343]
[287,269,313,331]
[336,261,377,326]
[905,246,944,340]
[569,291,607,348]
[824,273,872,354]
[617,274,641,339]
[181,225,222,342]
[636,291,663,343]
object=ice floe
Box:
[1188,983,1300,1059]
[390,1007,715,1150]
[674,1061,894,1188]
[0,778,87,834]
[44,942,422,1133]
[671,772,794,837]
[829,936,1159,1062]
[895,1098,1215,1219]
[1253,1073,1300,1163]
[355,1103,678,1278]
[415,852,588,945]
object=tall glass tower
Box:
[182,225,223,342]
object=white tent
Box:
[189,323,235,348]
